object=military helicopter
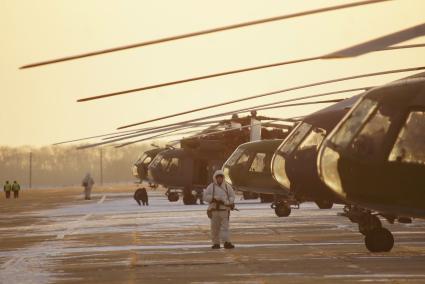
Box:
[269,95,363,217]
[317,71,425,252]
[146,112,290,205]
[223,139,286,204]
[132,146,166,187]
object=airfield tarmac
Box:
[0,186,425,284]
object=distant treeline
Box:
[0,144,151,188]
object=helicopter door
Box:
[248,152,271,187]
[193,159,209,186]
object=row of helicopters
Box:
[22,0,425,253]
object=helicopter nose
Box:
[317,145,345,198]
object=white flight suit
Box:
[203,170,235,245]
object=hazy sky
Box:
[1,0,424,146]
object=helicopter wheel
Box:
[183,194,197,205]
[365,227,394,253]
[315,200,333,209]
[358,214,382,236]
[167,192,179,202]
[274,204,291,217]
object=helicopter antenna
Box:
[20,0,388,69]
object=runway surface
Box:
[0,187,425,283]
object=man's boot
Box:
[211,244,220,249]
[224,242,235,249]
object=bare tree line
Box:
[0,144,150,188]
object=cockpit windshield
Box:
[330,98,378,149]
[297,127,326,151]
[278,122,312,155]
[150,154,163,168]
[389,110,425,165]
[142,155,153,165]
[349,108,391,159]
[225,148,244,167]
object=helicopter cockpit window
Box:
[226,149,244,166]
[330,98,378,149]
[150,155,162,168]
[298,127,326,151]
[166,158,180,173]
[137,154,147,163]
[160,157,171,170]
[236,151,250,166]
[249,153,267,173]
[349,108,391,159]
[142,156,153,165]
[389,111,425,165]
[279,123,312,155]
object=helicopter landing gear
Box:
[167,192,179,202]
[271,200,292,217]
[182,187,197,205]
[274,203,291,217]
[365,228,394,253]
[242,191,259,200]
[340,205,394,252]
[260,194,274,203]
[165,189,180,202]
[315,200,333,209]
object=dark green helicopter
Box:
[132,146,166,187]
[318,71,425,252]
[147,113,290,205]
[223,139,286,205]
[269,95,363,217]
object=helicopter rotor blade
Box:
[52,120,222,145]
[77,43,424,103]
[325,23,425,58]
[76,123,200,149]
[117,65,425,130]
[118,87,371,134]
[115,128,202,148]
[20,0,388,69]
[101,120,222,140]
[255,99,344,112]
[121,87,371,129]
[114,98,341,146]
[52,126,159,145]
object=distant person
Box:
[134,187,149,206]
[12,181,21,199]
[81,173,95,200]
[203,170,236,249]
[3,181,12,199]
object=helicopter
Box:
[317,71,425,252]
[221,94,360,217]
[268,95,364,217]
[132,146,166,187]
[146,112,290,205]
[223,139,286,204]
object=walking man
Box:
[82,173,95,200]
[203,170,236,249]
[12,181,21,199]
[3,181,12,199]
